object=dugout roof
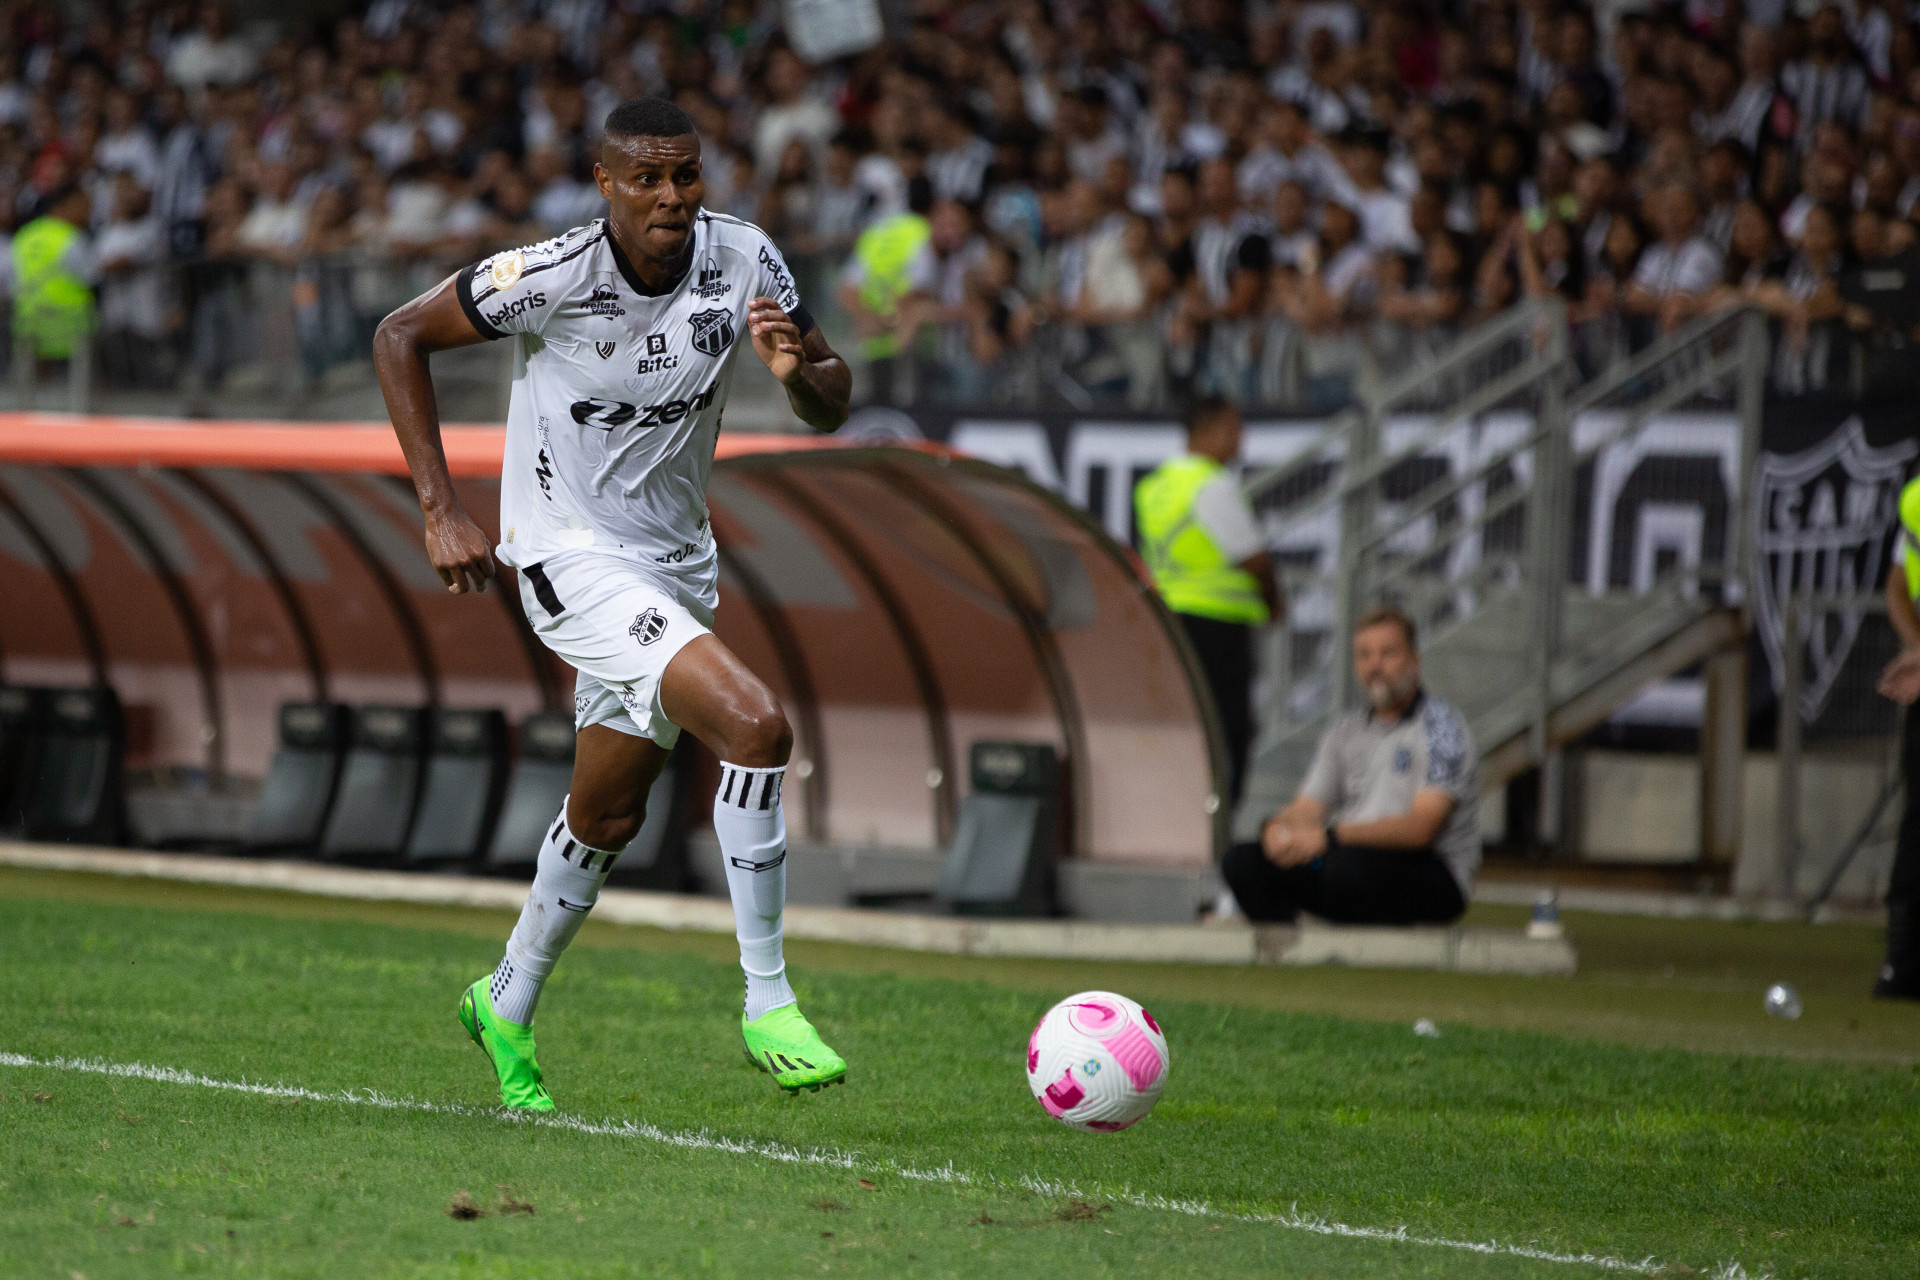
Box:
[0,415,1222,868]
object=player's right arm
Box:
[372,274,497,595]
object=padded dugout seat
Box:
[404,708,509,864]
[938,742,1060,917]
[485,712,688,886]
[318,705,427,860]
[0,686,49,835]
[245,703,351,852]
[6,686,125,845]
[486,713,575,868]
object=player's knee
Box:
[723,701,792,768]
[566,797,645,852]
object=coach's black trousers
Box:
[1879,708,1920,995]
[1892,707,1920,907]
[1177,613,1255,806]
[1222,841,1466,925]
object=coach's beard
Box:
[1365,670,1418,712]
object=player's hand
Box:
[423,504,495,595]
[747,296,805,383]
[1878,647,1920,706]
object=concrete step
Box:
[0,841,1575,975]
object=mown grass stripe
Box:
[0,1049,1770,1278]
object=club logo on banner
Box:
[1752,419,1917,721]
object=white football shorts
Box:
[514,551,712,749]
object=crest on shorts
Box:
[629,608,667,646]
[488,249,524,291]
[1752,418,1916,720]
[688,308,735,356]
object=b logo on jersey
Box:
[636,330,678,375]
[692,254,729,299]
[629,609,667,646]
[689,308,735,356]
[586,282,625,317]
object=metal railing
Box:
[1234,302,1771,840]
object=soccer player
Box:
[372,98,852,1109]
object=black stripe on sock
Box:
[561,839,577,865]
[524,562,565,616]
[758,772,774,810]
[721,767,737,805]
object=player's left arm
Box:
[747,296,851,432]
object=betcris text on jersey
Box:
[488,292,547,329]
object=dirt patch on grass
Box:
[1052,1200,1109,1224]
[446,1190,485,1220]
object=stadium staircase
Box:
[1234,303,1769,844]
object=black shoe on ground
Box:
[1871,903,1920,1000]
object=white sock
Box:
[488,802,618,1026]
[713,762,795,1021]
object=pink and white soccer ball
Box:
[1025,990,1170,1132]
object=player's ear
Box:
[593,161,612,201]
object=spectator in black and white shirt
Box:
[1625,185,1723,334]
[1782,6,1872,150]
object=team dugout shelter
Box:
[0,415,1224,918]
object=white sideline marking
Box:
[1,1050,1771,1279]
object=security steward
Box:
[836,176,933,405]
[10,185,96,365]
[1135,394,1280,804]
[1874,473,1920,999]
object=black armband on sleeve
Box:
[789,301,816,338]
[456,263,506,340]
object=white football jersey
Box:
[458,212,811,608]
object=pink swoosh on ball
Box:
[1085,1117,1138,1132]
[1105,1024,1163,1091]
[1041,1069,1084,1116]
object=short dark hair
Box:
[603,97,697,142]
[1354,603,1418,651]
[1183,394,1237,435]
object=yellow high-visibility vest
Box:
[1901,475,1920,599]
[11,215,93,360]
[850,211,929,360]
[1134,454,1269,626]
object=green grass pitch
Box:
[1,866,1916,1279]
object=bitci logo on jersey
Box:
[636,331,678,375]
[629,609,667,646]
[689,308,735,356]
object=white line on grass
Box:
[2,1050,1771,1279]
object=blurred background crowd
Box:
[3,0,1919,411]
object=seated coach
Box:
[1223,604,1479,925]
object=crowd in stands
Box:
[5,0,1920,407]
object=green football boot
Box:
[459,978,555,1112]
[741,1004,847,1093]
